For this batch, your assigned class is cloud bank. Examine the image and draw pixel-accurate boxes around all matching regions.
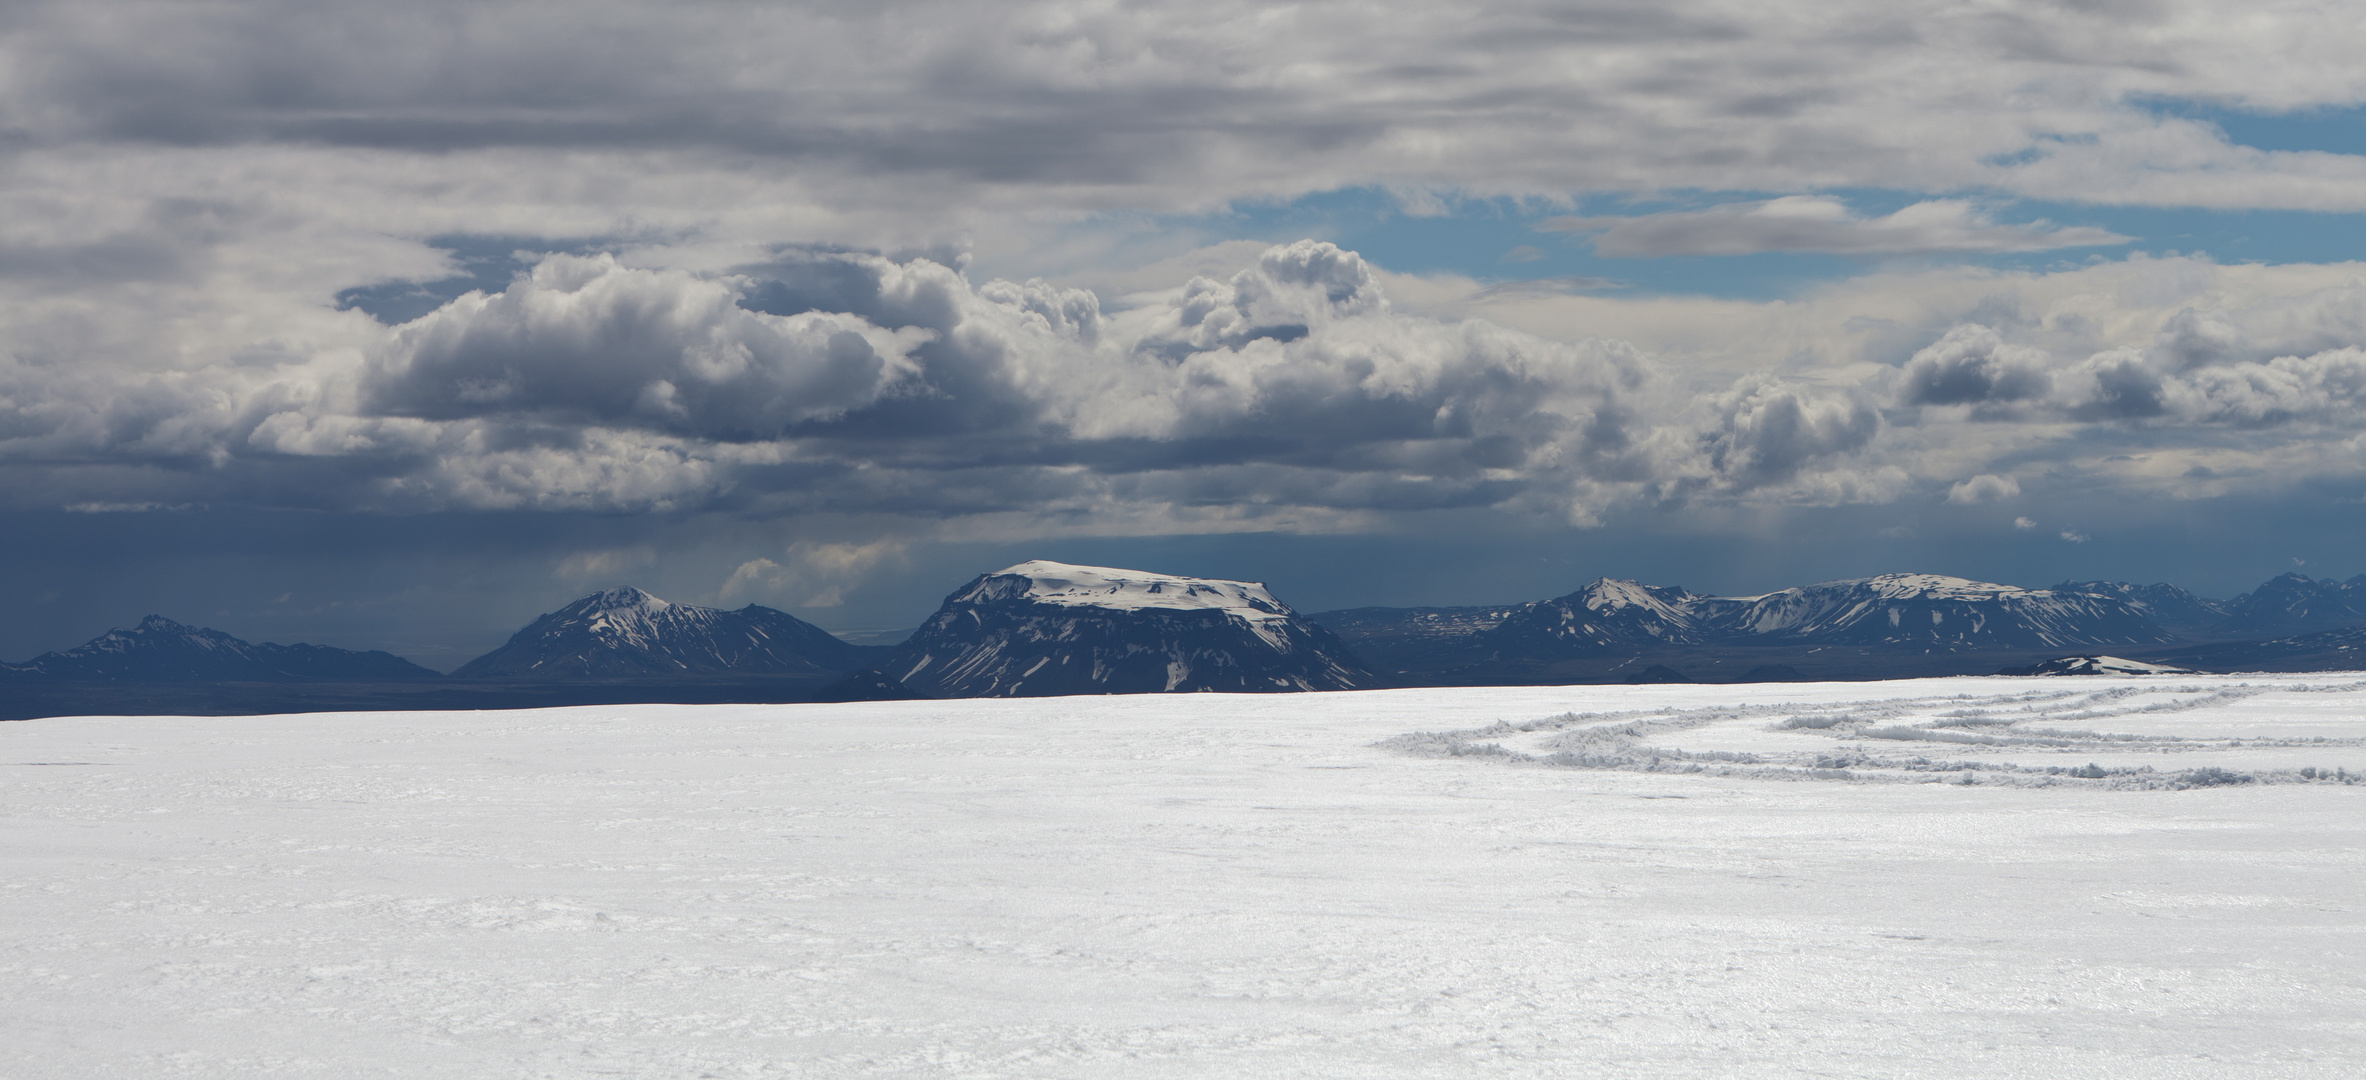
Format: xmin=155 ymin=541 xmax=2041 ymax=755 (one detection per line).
xmin=8 ymin=239 xmax=2366 ymax=536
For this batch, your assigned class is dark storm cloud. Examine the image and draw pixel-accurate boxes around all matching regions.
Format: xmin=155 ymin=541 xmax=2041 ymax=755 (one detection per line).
xmin=1902 ymin=326 xmax=2053 ymax=406
xmin=0 ymin=239 xmax=1905 ymax=522
xmin=19 ymin=230 xmax=2366 ymax=539
xmin=363 ymin=255 xmax=926 ymax=440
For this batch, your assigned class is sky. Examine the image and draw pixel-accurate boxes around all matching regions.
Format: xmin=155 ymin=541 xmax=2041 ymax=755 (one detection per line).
xmin=7 ymin=0 xmax=2366 ymax=668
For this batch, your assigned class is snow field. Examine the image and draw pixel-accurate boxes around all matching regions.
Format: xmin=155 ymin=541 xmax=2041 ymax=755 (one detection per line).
xmin=2 ymin=676 xmax=2363 ymax=1078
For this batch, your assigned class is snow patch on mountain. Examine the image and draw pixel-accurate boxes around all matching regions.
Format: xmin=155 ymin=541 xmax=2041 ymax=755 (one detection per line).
xmin=976 ymin=560 xmax=1294 ymax=623
xmin=2008 ymin=655 xmax=2200 ymax=676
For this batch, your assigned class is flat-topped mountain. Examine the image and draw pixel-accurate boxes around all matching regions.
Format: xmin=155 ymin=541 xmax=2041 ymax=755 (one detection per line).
xmin=1 ymin=615 xmax=437 ymax=683
xmin=886 ymin=560 xmax=1373 ymax=697
xmin=452 ymin=587 xmax=874 ymax=679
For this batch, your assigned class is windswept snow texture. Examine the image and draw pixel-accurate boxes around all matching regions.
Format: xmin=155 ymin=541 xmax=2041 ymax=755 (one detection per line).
xmin=888 ymin=560 xmax=1372 ymax=696
xmin=453 ymin=587 xmax=870 ymax=678
xmin=1390 ymin=675 xmax=2366 ymax=790
xmin=2 ymin=677 xmax=2363 ymax=1078
xmin=1486 ymin=573 xmax=2179 ymax=658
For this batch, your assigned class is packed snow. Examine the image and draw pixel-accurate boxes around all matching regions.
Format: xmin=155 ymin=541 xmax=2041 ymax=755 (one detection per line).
xmin=4 ymin=674 xmax=2364 ymax=1078
xmin=972 ymin=560 xmax=1296 ymax=623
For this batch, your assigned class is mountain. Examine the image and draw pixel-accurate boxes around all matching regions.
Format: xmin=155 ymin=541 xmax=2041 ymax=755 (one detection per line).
xmin=1 ymin=615 xmax=438 ymax=683
xmin=1483 ymin=579 xmax=1712 ymax=658
xmin=1478 ymin=573 xmax=2175 ymax=659
xmin=1303 ymin=604 xmax=1519 ymax=672
xmin=452 ymin=587 xmax=876 ymax=679
xmin=2048 ymin=581 xmax=2230 ymax=636
xmin=2000 ymin=655 xmax=2198 ymax=676
xmin=2149 ymin=623 xmax=2366 ymax=673
xmin=886 ymin=560 xmax=1373 ymax=697
xmin=2208 ymin=573 xmax=2366 ymax=638
xmin=1693 ymin=574 xmax=2175 ymax=649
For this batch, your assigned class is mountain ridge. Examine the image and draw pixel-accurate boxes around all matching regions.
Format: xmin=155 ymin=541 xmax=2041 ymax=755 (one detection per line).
xmin=1479 ymin=572 xmax=2180 ymax=660
xmin=0 ymin=615 xmax=440 ymax=683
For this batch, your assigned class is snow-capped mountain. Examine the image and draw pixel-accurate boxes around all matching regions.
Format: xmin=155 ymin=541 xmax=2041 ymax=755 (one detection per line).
xmin=1479 ymin=573 xmax=2178 ymax=658
xmin=2049 ymin=581 xmax=2230 ymax=636
xmin=2209 ymin=572 xmax=2366 ymax=638
xmin=886 ymin=560 xmax=1373 ymax=697
xmin=1 ymin=615 xmax=438 ymax=682
xmin=1481 ymin=579 xmax=1711 ymax=658
xmin=1697 ymin=573 xmax=2175 ymax=648
xmin=452 ymin=587 xmax=874 ymax=678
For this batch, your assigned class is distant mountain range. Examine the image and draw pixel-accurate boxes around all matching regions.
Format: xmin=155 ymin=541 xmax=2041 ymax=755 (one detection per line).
xmin=2207 ymin=572 xmax=2366 ymax=637
xmin=1484 ymin=573 xmax=2177 ymax=655
xmin=887 ymin=560 xmax=1371 ymax=697
xmin=8 ymin=566 xmax=2366 ymax=720
xmin=0 ymin=615 xmax=437 ymax=683
xmin=1311 ymin=570 xmax=2366 ymax=685
xmin=0 ymin=592 xmax=910 ymax=720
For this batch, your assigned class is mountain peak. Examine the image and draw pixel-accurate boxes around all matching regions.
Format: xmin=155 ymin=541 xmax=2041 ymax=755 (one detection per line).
xmin=453 ymin=589 xmax=866 ymax=678
xmin=1574 ymin=577 xmax=1694 ymax=611
xmin=573 ymin=586 xmax=670 ymax=613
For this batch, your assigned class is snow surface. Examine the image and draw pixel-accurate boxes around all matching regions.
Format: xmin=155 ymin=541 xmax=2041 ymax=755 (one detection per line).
xmin=977 ymin=560 xmax=1294 ymax=623
xmin=5 ymin=675 xmax=2364 ymax=1078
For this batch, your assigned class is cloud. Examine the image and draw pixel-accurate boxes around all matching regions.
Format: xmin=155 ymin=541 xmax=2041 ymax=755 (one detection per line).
xmin=364 ymin=254 xmax=931 ymax=440
xmin=1947 ymin=474 xmax=2020 ymax=504
xmin=2013 ymin=516 xmax=2037 ymax=529
xmin=10 ymin=0 xmax=2366 ymax=225
xmin=1903 ymin=326 xmax=2053 ymax=407
xmin=11 ymin=239 xmax=2366 ymax=537
xmin=554 ymin=545 xmax=657 ymax=586
xmin=1688 ymin=377 xmax=1884 ymax=493
xmin=1543 ymin=198 xmax=2132 ymax=257
xmin=2060 ymin=529 xmax=2091 ymax=543
xmin=720 ymin=539 xmax=910 ymax=608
